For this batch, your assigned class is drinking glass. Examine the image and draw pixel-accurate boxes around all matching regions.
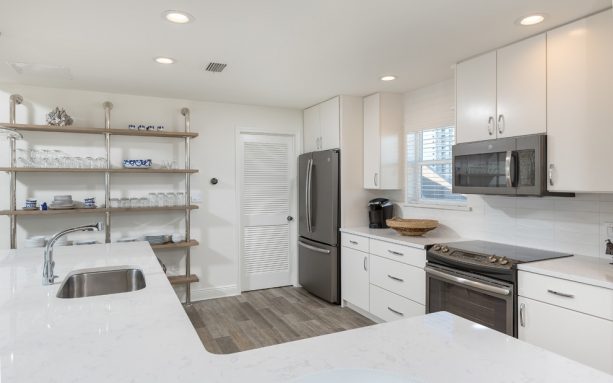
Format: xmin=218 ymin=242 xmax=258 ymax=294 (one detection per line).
xmin=130 ymin=198 xmax=140 ymax=208
xmin=176 ymin=192 xmax=185 ymax=206
xmin=157 ymin=193 xmax=167 ymax=207
xmin=166 ymin=192 xmax=176 ymax=207
xmin=110 ymin=198 xmax=120 ymax=208
xmin=120 ymin=198 xmax=130 ymax=208
xmin=95 ymin=157 xmax=107 ymax=169
xmin=148 ymin=193 xmax=158 ymax=207
xmin=139 ymin=197 xmax=149 ymax=208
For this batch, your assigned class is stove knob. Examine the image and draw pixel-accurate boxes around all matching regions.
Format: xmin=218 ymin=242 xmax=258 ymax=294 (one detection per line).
xmin=488 ymin=255 xmax=498 ymax=263
xmin=441 ymin=246 xmax=449 ymax=253
xmin=499 ymin=257 xmax=509 ymax=265
xmin=432 ymin=244 xmax=441 ymax=251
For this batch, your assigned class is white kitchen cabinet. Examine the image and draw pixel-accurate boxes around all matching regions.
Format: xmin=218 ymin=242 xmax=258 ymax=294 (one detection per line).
xmin=456 ymin=35 xmax=546 ymax=143
xmin=518 ymin=296 xmax=613 ymax=375
xmin=341 ymin=245 xmax=370 ymax=312
xmin=456 ymin=51 xmax=497 ymax=143
xmin=363 ymin=93 xmax=403 ymax=189
xmin=546 ymin=10 xmax=613 ymax=192
xmin=370 ymin=285 xmax=425 ymax=322
xmin=302 ymin=96 xmax=340 ymax=152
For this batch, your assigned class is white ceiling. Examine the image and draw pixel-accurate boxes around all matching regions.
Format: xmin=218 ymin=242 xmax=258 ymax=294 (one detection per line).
xmin=0 ymin=0 xmax=609 ymax=109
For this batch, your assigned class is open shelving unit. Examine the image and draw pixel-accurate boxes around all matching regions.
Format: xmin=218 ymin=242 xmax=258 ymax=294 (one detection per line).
xmin=1 ymin=95 xmax=200 ymax=304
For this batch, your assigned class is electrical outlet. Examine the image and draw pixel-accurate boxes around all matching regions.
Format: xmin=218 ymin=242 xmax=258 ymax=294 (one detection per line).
xmin=191 ymin=191 xmax=203 ymax=204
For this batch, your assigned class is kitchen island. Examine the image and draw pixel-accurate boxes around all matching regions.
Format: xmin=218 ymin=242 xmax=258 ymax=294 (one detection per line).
xmin=0 ymin=242 xmax=611 ymax=382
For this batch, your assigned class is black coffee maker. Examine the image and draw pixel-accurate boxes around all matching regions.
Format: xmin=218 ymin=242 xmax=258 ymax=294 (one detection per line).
xmin=368 ymin=198 xmax=394 ymax=228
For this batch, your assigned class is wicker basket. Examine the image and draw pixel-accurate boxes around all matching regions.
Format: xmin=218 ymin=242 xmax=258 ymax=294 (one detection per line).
xmin=386 ymin=217 xmax=439 ymax=236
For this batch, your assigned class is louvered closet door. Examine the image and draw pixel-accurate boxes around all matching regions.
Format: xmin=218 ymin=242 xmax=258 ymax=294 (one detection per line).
xmin=239 ymin=133 xmax=295 ymax=291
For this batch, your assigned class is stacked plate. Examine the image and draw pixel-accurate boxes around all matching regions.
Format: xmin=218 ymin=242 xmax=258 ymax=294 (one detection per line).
xmin=144 ymin=234 xmax=171 ymax=245
xmin=50 ymin=195 xmax=75 ymax=210
xmin=117 ymin=237 xmax=138 ymax=243
xmin=75 ymin=240 xmax=98 ymax=246
xmin=24 ymin=236 xmax=46 ymax=248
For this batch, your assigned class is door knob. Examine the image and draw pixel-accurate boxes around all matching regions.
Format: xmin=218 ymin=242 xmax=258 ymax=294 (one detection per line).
xmin=287 ymin=216 xmax=294 ymax=222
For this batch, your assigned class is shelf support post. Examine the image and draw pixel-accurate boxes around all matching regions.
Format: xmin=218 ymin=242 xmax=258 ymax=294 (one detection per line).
xmin=103 ymin=101 xmax=113 ymax=244
xmin=181 ymin=107 xmax=192 ymax=305
xmin=8 ymin=94 xmax=23 ymax=249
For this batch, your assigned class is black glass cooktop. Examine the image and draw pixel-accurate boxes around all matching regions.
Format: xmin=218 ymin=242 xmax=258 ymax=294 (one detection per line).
xmin=440 ymin=240 xmax=573 ymax=263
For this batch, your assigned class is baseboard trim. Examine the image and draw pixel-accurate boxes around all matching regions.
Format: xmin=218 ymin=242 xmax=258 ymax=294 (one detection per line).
xmin=343 ymin=300 xmax=384 ymax=323
xmin=174 ymin=284 xmax=240 ymax=302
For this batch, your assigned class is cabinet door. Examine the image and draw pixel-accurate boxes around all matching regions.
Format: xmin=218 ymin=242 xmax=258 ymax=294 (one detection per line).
xmin=303 ymin=105 xmax=320 ymax=152
xmin=497 ymin=34 xmax=546 ymax=138
xmin=547 ymin=11 xmax=613 ymax=192
xmin=518 ymin=297 xmax=613 ymax=375
xmin=363 ymin=93 xmax=381 ymax=189
xmin=320 ymin=97 xmax=340 ymax=150
xmin=456 ymin=51 xmax=497 ymax=143
xmin=341 ymin=247 xmax=369 ymax=312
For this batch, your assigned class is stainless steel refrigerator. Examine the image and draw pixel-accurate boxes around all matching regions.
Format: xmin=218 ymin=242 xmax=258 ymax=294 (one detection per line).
xmin=298 ymin=149 xmax=340 ymax=304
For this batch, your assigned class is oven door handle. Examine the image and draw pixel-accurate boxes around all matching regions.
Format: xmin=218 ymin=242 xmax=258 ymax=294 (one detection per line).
xmin=425 ymin=266 xmax=511 ymax=296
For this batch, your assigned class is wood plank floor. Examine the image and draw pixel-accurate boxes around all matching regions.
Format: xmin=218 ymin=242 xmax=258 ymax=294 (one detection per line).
xmin=185 ymin=287 xmax=375 ymax=354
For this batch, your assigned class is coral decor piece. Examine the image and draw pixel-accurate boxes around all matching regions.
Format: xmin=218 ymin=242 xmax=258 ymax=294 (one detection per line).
xmin=46 ymin=107 xmax=74 ymax=126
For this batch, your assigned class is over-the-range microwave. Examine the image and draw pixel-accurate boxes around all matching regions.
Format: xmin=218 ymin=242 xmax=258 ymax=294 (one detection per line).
xmin=452 ymin=134 xmax=573 ymax=197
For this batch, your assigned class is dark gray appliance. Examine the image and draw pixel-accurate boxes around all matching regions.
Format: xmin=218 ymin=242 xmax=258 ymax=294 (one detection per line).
xmin=425 ymin=240 xmax=572 ymax=337
xmin=453 ymin=134 xmax=573 ymax=197
xmin=368 ymin=198 xmax=394 ymax=228
xmin=298 ymin=149 xmax=340 ymax=304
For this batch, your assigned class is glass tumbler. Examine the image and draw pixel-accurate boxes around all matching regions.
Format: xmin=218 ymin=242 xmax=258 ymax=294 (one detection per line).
xmin=166 ymin=193 xmax=176 ymax=207
xmin=110 ymin=198 xmax=120 ymax=208
xmin=120 ymin=198 xmax=130 ymax=208
xmin=176 ymin=192 xmax=185 ymax=206
xmin=139 ymin=197 xmax=149 ymax=208
xmin=148 ymin=193 xmax=158 ymax=207
xmin=130 ymin=198 xmax=140 ymax=208
xmin=157 ymin=193 xmax=167 ymax=207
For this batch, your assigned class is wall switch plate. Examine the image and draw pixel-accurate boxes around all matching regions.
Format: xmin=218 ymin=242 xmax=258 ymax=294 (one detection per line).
xmin=191 ymin=191 xmax=203 ymax=204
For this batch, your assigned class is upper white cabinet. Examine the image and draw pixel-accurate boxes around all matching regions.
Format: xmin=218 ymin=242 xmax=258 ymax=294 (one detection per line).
xmin=303 ymin=96 xmax=340 ymax=152
xmin=363 ymin=93 xmax=403 ymax=189
xmin=456 ymin=34 xmax=546 ymax=143
xmin=546 ymin=10 xmax=613 ymax=192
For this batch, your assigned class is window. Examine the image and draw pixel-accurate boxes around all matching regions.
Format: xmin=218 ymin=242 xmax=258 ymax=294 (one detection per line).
xmin=406 ymin=126 xmax=466 ymax=204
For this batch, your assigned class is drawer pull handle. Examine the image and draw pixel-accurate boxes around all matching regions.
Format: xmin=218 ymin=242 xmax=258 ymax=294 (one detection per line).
xmin=363 ymin=256 xmax=368 ymax=271
xmin=388 ymin=250 xmax=404 ymax=256
xmin=387 ymin=307 xmax=404 ymax=316
xmin=387 ymin=275 xmax=404 ymax=283
xmin=349 ymin=240 xmax=358 ymax=245
xmin=547 ymin=289 xmax=574 ymax=298
xmin=519 ymin=303 xmax=526 ymax=327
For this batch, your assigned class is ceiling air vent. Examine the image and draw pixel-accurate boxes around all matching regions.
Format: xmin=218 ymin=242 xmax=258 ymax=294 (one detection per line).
xmin=205 ymin=62 xmax=227 ymax=73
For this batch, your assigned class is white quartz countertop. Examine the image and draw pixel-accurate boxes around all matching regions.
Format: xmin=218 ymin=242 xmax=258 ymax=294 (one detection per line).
xmin=340 ymin=227 xmax=465 ymax=249
xmin=1 ymin=242 xmax=612 ymax=383
xmin=518 ymin=254 xmax=613 ymax=290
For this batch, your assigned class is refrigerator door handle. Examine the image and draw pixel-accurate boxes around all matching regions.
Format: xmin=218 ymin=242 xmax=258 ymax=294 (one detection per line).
xmin=299 ymin=240 xmax=331 ymax=254
xmin=306 ymin=158 xmax=314 ymax=232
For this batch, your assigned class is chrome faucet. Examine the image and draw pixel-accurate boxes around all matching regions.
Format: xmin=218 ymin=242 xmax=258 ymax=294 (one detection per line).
xmin=43 ymin=222 xmax=104 ymax=285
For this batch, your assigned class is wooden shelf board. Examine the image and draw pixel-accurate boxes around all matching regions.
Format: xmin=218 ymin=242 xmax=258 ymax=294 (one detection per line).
xmin=0 ymin=167 xmax=198 ymax=174
xmin=0 ymin=205 xmax=199 ymax=216
xmin=168 ymin=274 xmax=199 ymax=285
xmin=151 ymin=240 xmax=199 ymax=250
xmin=0 ymin=123 xmax=198 ymax=138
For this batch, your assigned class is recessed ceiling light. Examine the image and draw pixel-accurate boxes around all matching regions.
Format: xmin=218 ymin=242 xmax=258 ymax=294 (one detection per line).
xmin=154 ymin=57 xmax=175 ymax=64
xmin=163 ymin=10 xmax=194 ymax=24
xmin=380 ymin=75 xmax=396 ymax=81
xmin=518 ymin=14 xmax=545 ymax=26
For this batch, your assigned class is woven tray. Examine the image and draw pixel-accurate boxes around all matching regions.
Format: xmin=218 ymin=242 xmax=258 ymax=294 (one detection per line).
xmin=386 ymin=217 xmax=439 ymax=236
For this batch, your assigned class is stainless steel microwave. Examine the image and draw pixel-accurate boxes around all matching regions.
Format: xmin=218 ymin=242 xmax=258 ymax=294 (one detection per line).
xmin=452 ymin=134 xmax=557 ymax=197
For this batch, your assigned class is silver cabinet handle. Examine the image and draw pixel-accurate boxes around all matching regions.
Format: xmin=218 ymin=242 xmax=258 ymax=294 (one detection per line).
xmin=549 ymin=164 xmax=554 ymax=186
xmin=298 ymin=241 xmax=330 ymax=254
xmin=363 ymin=256 xmax=367 ymax=271
xmin=498 ymin=114 xmax=505 ymax=134
xmin=547 ymin=289 xmax=574 ymax=298
xmin=425 ymin=266 xmax=511 ymax=296
xmin=505 ymin=150 xmax=513 ymax=188
xmin=374 ymin=172 xmax=379 ymax=187
xmin=387 ymin=274 xmax=404 ymax=282
xmin=488 ymin=116 xmax=495 ymax=136
xmin=519 ymin=303 xmax=526 ymax=327
xmin=349 ymin=240 xmax=358 ymax=245
xmin=387 ymin=307 xmax=404 ymax=316
xmin=388 ymin=250 xmax=403 ymax=256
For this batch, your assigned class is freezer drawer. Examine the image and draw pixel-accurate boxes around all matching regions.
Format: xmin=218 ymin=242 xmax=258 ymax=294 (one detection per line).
xmin=298 ymin=237 xmax=340 ymax=304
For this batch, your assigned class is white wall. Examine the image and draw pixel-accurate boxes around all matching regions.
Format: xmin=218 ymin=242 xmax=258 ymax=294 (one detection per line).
xmin=0 ymin=83 xmax=302 ymax=301
xmin=395 ymin=79 xmax=612 ymax=260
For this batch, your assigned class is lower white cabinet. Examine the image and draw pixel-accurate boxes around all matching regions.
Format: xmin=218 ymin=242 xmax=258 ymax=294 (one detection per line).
xmin=341 ymin=233 xmax=426 ymax=322
xmin=370 ymin=285 xmax=425 ymax=322
xmin=341 ymin=246 xmax=369 ymax=312
xmin=518 ymin=296 xmax=613 ymax=375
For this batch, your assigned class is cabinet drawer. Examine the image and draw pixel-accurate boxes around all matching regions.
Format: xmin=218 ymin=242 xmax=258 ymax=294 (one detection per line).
xmin=341 ymin=233 xmax=369 ymax=253
xmin=518 ymin=271 xmax=613 ymax=321
xmin=370 ymin=255 xmax=425 ymax=304
xmin=370 ymin=239 xmax=426 ymax=268
xmin=370 ymin=285 xmax=425 ymax=322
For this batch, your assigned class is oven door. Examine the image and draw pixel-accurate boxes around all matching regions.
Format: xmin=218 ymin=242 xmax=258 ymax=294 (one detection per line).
xmin=425 ymin=263 xmax=515 ymax=336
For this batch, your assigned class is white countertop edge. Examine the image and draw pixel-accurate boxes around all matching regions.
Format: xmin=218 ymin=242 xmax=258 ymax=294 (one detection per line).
xmin=340 ymin=227 xmax=465 ymax=249
xmin=518 ymin=256 xmax=613 ymax=291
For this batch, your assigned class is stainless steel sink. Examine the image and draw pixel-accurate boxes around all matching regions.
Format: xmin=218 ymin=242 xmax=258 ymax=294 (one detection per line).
xmin=56 ymin=266 xmax=146 ymax=298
